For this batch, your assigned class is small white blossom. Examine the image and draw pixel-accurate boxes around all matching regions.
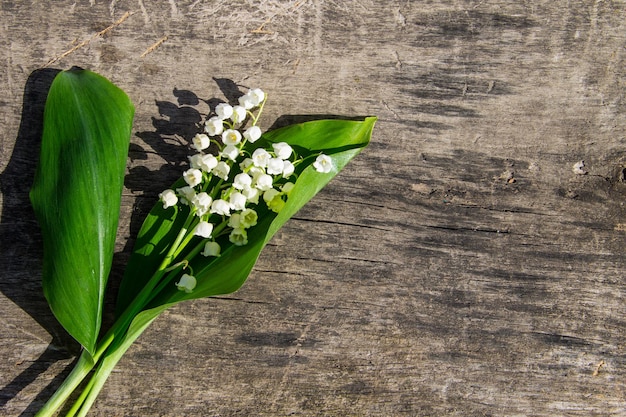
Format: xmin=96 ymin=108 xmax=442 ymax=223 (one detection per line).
xmin=281 ymin=182 xmax=295 ymax=195
xmin=228 ymin=213 xmax=241 ymax=228
xmin=202 ymin=241 xmax=221 ymax=257
xmin=243 ymin=126 xmax=262 ymax=143
xmin=239 ymin=208 xmax=258 ymax=228
xmin=263 ymin=188 xmax=281 ymax=204
xmin=210 ymin=199 xmax=231 ymax=216
xmin=204 ymin=116 xmax=224 ymax=136
xmin=175 ymin=274 xmax=196 ymax=293
xmin=252 ymin=148 xmax=271 ymax=168
xmin=248 ymin=166 xmax=265 ymax=180
xmin=281 ymin=160 xmax=295 ymax=177
xmin=238 ymin=93 xmax=255 ymax=110
xmin=268 ymin=198 xmax=285 ymax=213
xmin=188 ymin=153 xmax=203 ymax=169
xmin=239 ymin=157 xmax=254 ymax=171
xmin=198 ymin=154 xmax=218 ymax=172
xmin=231 ymin=105 xmax=247 ymax=124
xmin=191 ymin=192 xmax=212 ymax=216
xmin=263 ymin=189 xmax=285 ymax=213
xmin=255 ymin=173 xmax=274 ymax=191
xmin=159 ymin=189 xmax=178 ymax=209
xmin=222 ymin=129 xmax=242 ymax=146
xmin=221 ymin=144 xmax=239 ymax=161
xmin=233 ymin=172 xmax=252 ymax=190
xmin=229 ymin=228 xmax=248 ymax=246
xmin=313 ymin=154 xmax=333 ymax=173
xmin=215 ymin=103 xmax=233 ymax=120
xmin=272 ymin=142 xmax=293 ymax=160
xmin=240 ymin=89 xmax=265 ymax=109
xmin=176 ymin=185 xmax=196 ymax=205
xmin=192 ymin=133 xmax=210 ymax=151
xmin=266 ymin=158 xmax=284 ymax=175
xmin=249 ymin=88 xmax=265 ymax=106
xmin=176 ymin=186 xmax=196 ymax=205
xmin=213 ymin=161 xmax=230 ymax=180
xmin=183 ymin=168 xmax=203 ymax=187
xmin=242 ymin=185 xmax=260 ymax=205
xmin=194 ymin=221 xmax=214 ymax=238
xmin=229 ymin=191 xmax=247 ymax=211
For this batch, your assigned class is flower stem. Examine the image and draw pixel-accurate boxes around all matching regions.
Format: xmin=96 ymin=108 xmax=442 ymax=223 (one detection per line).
xmin=36 ymin=212 xmax=196 ymax=417
xmin=61 ymin=307 xmax=160 ymax=417
xmin=34 ymin=350 xmax=94 ymax=417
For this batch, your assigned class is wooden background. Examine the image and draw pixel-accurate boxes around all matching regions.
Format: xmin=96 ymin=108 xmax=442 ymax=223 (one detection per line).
xmin=1 ymin=1 xmax=625 ymax=416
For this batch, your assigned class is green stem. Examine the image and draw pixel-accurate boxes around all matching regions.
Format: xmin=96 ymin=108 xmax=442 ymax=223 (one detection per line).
xmin=250 ymin=95 xmax=267 ymax=126
xmin=36 ymin=212 xmax=196 ymax=417
xmin=172 ymin=219 xmax=199 ymax=259
xmin=93 ymin=213 xmax=193 ymax=347
xmin=63 ymin=311 xmax=160 ymax=417
xmin=64 ymin=369 xmax=96 ymax=417
xmin=148 ymin=267 xmax=186 ymax=303
xmin=34 ymin=350 xmax=94 ymax=417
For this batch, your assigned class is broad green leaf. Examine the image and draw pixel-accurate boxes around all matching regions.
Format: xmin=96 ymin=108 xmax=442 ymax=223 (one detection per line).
xmin=30 ymin=68 xmax=134 ymax=355
xmin=116 ymin=117 xmax=375 ymax=316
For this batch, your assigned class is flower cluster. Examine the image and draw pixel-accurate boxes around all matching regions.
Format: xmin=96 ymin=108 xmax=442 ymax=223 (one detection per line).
xmin=157 ymin=89 xmax=332 ymax=293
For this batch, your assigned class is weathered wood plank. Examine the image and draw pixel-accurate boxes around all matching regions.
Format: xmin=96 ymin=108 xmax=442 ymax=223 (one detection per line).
xmin=1 ymin=1 xmax=624 ymax=416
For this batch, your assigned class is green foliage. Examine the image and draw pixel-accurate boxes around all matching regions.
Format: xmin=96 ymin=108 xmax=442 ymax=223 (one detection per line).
xmin=30 ymin=68 xmax=134 ymax=355
xmin=116 ymin=117 xmax=376 ymax=314
xmin=30 ymin=69 xmax=375 ymax=416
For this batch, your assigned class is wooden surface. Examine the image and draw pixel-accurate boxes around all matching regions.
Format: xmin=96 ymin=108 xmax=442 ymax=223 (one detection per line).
xmin=1 ymin=1 xmax=625 ymax=416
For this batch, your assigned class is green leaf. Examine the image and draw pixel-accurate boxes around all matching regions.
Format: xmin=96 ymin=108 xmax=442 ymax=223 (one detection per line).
xmin=30 ymin=68 xmax=134 ymax=355
xmin=116 ymin=117 xmax=375 ymax=315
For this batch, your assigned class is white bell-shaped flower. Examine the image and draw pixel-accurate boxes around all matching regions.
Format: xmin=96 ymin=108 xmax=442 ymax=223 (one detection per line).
xmin=202 ymin=241 xmax=221 ymax=257
xmin=255 ymin=173 xmax=274 ymax=191
xmin=192 ymin=133 xmax=210 ymax=151
xmin=249 ymin=88 xmax=265 ymax=106
xmin=228 ymin=213 xmax=242 ymax=228
xmin=210 ymin=199 xmax=231 ymax=216
xmin=213 ymin=161 xmax=230 ymax=180
xmin=183 ymin=168 xmax=203 ymax=187
xmin=189 ymin=153 xmax=203 ymax=169
xmin=238 ymin=93 xmax=255 ymax=110
xmin=272 ymin=142 xmax=292 ymax=160
xmin=239 ymin=208 xmax=258 ymax=228
xmin=281 ymin=182 xmax=295 ymax=195
xmin=233 ymin=172 xmax=252 ymax=190
xmin=313 ymin=154 xmax=333 ymax=173
xmin=229 ymin=191 xmax=247 ymax=211
xmin=243 ymin=126 xmax=262 ymax=143
xmin=220 ymin=145 xmax=239 ymax=161
xmin=222 ymin=129 xmax=242 ymax=146
xmin=194 ymin=221 xmax=214 ymax=238
xmin=242 ymin=185 xmax=260 ymax=205
xmin=252 ymin=148 xmax=271 ymax=168
xmin=266 ymin=158 xmax=284 ymax=175
xmin=198 ymin=154 xmax=218 ymax=172
xmin=215 ymin=103 xmax=233 ymax=120
xmin=281 ymin=160 xmax=295 ymax=177
xmin=229 ymin=228 xmax=248 ymax=246
xmin=176 ymin=186 xmax=195 ymax=205
xmin=205 ymin=116 xmax=224 ymax=136
xmin=159 ymin=189 xmax=178 ymax=209
xmin=175 ymin=274 xmax=196 ymax=293
xmin=191 ymin=192 xmax=212 ymax=217
xmin=231 ymin=105 xmax=247 ymax=124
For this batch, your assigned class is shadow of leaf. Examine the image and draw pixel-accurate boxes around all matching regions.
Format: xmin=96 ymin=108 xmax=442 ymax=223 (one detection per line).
xmin=0 ymin=68 xmax=82 ymax=412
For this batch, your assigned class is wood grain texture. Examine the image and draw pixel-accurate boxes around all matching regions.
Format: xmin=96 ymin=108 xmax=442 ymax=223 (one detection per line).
xmin=1 ymin=1 xmax=624 ymax=416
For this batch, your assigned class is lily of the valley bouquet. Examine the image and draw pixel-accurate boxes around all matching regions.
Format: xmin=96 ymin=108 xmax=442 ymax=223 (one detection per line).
xmin=29 ymin=68 xmax=375 ymax=416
